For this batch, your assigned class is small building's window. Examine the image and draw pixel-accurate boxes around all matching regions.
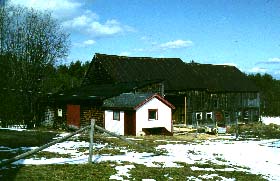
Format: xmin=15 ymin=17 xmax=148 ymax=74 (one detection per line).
xmin=113 ymin=111 xmax=120 ymax=121
xmin=148 ymin=109 xmax=158 ymax=120
xmin=57 ymin=109 xmax=62 ymax=117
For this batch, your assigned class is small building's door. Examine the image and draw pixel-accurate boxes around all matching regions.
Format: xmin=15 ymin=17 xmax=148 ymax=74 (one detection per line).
xmin=124 ymin=111 xmax=136 ymax=136
xmin=67 ymin=105 xmax=80 ymax=128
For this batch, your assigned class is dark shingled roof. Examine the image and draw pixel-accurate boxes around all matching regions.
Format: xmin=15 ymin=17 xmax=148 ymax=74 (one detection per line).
xmin=82 ymin=53 xmax=206 ymax=91
xmin=82 ymin=53 xmax=259 ymax=93
xmin=50 ymin=80 xmax=162 ymax=103
xmin=103 ymin=93 xmax=175 ymax=110
xmin=186 ymin=63 xmax=259 ymax=92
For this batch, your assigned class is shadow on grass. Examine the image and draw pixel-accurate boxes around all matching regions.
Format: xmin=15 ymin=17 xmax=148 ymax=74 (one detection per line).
xmin=0 ymin=129 xmax=60 ymax=180
xmin=0 ymin=165 xmax=22 ymax=181
xmin=0 ymin=129 xmax=59 ymax=148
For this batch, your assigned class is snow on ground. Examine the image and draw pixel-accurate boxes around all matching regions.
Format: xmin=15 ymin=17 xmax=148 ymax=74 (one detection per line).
xmin=1 ymin=131 xmax=280 ymax=180
xmin=1 ymin=132 xmax=280 ymax=180
xmin=261 ymin=116 xmax=280 ymax=125
xmin=109 ymin=165 xmax=135 ymax=180
xmin=0 ymin=126 xmax=27 ymax=132
xmin=158 ymin=139 xmax=280 ymax=180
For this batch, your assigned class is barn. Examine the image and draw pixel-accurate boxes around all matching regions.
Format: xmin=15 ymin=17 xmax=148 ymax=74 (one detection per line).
xmin=82 ymin=53 xmax=260 ymax=126
xmin=42 ymin=53 xmax=260 ymax=133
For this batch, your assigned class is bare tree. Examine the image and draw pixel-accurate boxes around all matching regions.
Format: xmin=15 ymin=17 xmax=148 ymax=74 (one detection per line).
xmin=0 ymin=3 xmax=70 ymax=127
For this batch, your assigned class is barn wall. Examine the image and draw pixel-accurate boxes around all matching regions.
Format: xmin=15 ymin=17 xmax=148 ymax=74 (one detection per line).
xmin=41 ymin=107 xmax=55 ymax=127
xmin=80 ymin=106 xmax=104 ymax=128
xmin=104 ymin=110 xmax=124 ymax=135
xmin=168 ymin=91 xmax=260 ymax=126
xmin=136 ymin=97 xmax=172 ymax=135
xmin=44 ymin=104 xmax=67 ymax=128
xmin=43 ymin=103 xmax=105 ymax=128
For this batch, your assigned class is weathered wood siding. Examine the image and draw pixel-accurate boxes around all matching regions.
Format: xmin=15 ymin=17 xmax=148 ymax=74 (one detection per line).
xmin=80 ymin=106 xmax=104 ymax=128
xmin=167 ymin=91 xmax=260 ymax=125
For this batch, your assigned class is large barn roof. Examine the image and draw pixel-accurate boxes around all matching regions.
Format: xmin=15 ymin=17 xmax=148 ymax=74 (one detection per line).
xmin=188 ymin=63 xmax=258 ymax=92
xmin=82 ymin=53 xmax=258 ymax=93
xmin=82 ymin=53 xmax=205 ymax=91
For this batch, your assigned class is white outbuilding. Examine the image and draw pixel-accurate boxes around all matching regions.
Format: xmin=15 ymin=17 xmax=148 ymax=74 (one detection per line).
xmin=103 ymin=93 xmax=175 ymax=136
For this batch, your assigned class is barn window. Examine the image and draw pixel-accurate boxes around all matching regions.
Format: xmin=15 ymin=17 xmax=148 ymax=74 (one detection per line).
xmin=206 ymin=112 xmax=212 ymax=120
xmin=113 ymin=111 xmax=120 ymax=121
xmin=196 ymin=112 xmax=202 ymax=120
xmin=148 ymin=109 xmax=158 ymax=120
xmin=224 ymin=111 xmax=230 ymax=118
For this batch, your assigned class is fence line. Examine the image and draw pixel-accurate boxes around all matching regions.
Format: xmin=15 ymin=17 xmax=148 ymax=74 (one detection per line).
xmin=0 ymin=119 xmax=152 ymax=166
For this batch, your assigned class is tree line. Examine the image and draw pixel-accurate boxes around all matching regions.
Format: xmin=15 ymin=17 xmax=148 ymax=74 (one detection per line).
xmin=247 ymin=73 xmax=280 ymax=116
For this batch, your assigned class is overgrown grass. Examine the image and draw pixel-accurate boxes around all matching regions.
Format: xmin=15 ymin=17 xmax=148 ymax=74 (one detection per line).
xmin=0 ymin=129 xmax=59 ymax=160
xmin=0 ymin=161 xmax=266 ymax=181
xmin=26 ymin=151 xmax=71 ymax=159
xmin=0 ymin=129 xmax=59 ymax=148
xmin=129 ymin=162 xmax=266 ymax=181
xmin=227 ymin=123 xmax=280 ymax=139
xmin=0 ymin=163 xmax=116 ymax=181
xmin=93 ymin=147 xmax=125 ymax=156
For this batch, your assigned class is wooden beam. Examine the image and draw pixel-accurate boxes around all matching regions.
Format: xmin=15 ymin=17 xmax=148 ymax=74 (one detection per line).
xmin=184 ymin=96 xmax=187 ymax=126
xmin=88 ymin=119 xmax=95 ymax=163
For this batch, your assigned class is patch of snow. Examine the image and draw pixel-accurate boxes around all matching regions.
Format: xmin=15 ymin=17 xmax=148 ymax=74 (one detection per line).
xmin=187 ymin=174 xmax=236 ymax=181
xmin=260 ymin=140 xmax=280 ymax=148
xmin=190 ymin=166 xmax=215 ymax=171
xmin=43 ymin=141 xmax=90 ymax=157
xmin=13 ymin=155 xmax=89 ymax=165
xmin=0 ymin=127 xmax=27 ymax=131
xmin=125 ymin=138 xmax=144 ymax=141
xmin=52 ymin=132 xmax=71 ymax=139
xmin=198 ymin=174 xmax=235 ymax=181
xmin=159 ymin=139 xmax=280 ymax=180
xmin=109 ymin=165 xmax=135 ymax=180
xmin=109 ymin=175 xmax=124 ymax=180
xmin=261 ymin=116 xmax=280 ymax=125
xmin=186 ymin=175 xmax=200 ymax=181
xmin=217 ymin=127 xmax=227 ymax=134
xmin=154 ymin=140 xmax=187 ymax=144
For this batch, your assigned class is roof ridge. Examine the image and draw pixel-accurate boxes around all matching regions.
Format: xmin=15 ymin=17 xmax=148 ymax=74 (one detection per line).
xmin=95 ymin=53 xmax=183 ymax=61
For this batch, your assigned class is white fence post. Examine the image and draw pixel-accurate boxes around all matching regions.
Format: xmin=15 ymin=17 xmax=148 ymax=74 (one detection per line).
xmin=88 ymin=119 xmax=95 ymax=163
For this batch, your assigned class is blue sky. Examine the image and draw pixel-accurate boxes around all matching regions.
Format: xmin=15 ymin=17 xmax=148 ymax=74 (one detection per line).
xmin=9 ymin=0 xmax=280 ymax=79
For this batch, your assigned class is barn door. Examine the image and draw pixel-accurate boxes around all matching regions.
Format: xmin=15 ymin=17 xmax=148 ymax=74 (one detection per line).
xmin=67 ymin=105 xmax=80 ymax=128
xmin=124 ymin=111 xmax=136 ymax=136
